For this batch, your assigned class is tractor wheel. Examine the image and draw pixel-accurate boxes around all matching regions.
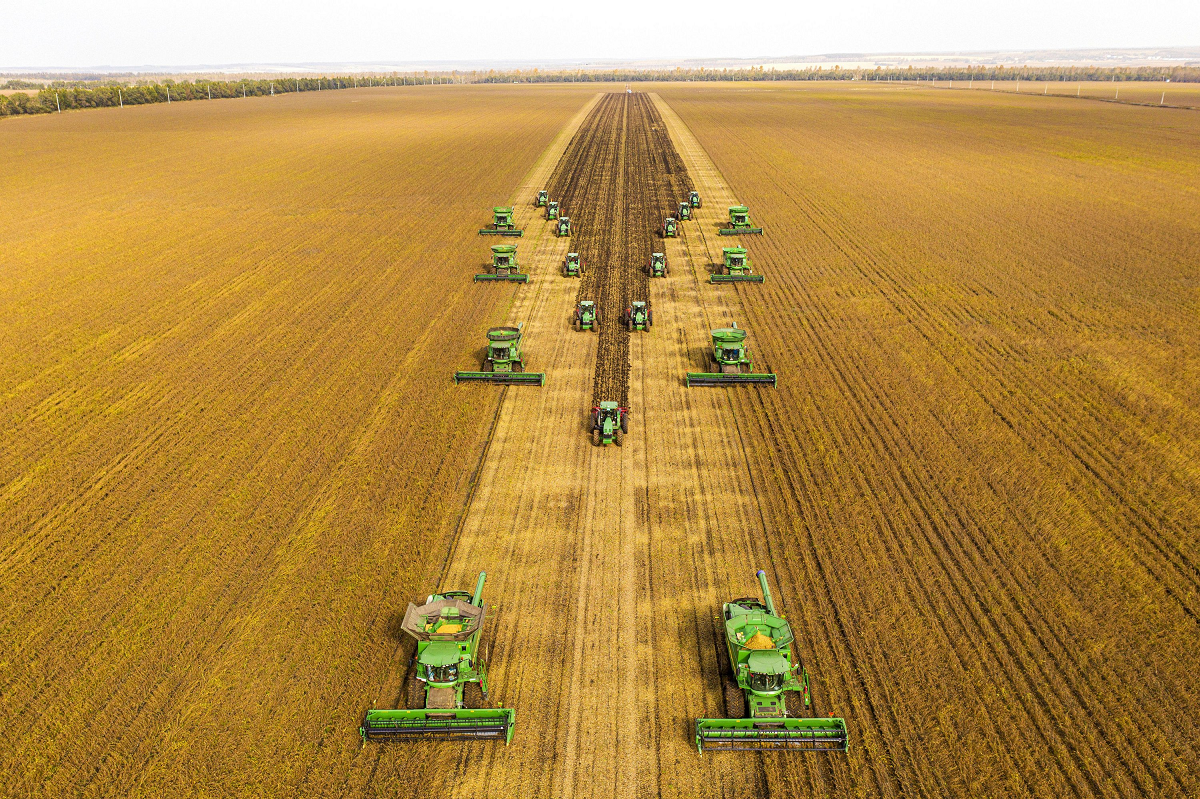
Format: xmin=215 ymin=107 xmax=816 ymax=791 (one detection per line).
xmin=614 ymin=430 xmax=623 ymax=447
xmin=620 ymin=415 xmax=628 ymax=434
xmin=627 ymin=319 xmax=634 ymax=332
xmin=648 ymin=309 xmax=654 ymax=327
xmin=594 ymin=317 xmax=600 ymax=332
xmin=574 ymin=319 xmax=581 ymax=332
xmin=664 ymin=264 xmax=669 ymax=276
xmin=463 ymin=681 xmax=485 ymax=710
xmin=592 ymin=429 xmax=601 ymax=447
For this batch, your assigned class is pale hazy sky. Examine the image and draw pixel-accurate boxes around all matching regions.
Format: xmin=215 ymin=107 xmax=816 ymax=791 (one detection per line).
xmin=5 ymin=0 xmax=1198 ymax=68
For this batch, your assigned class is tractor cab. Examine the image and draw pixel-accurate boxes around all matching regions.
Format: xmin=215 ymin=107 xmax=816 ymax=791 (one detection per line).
xmin=591 ymin=400 xmax=629 ymax=446
xmin=689 ymin=190 xmax=701 ymax=208
xmin=546 ymin=200 xmax=559 ymax=220
xmin=678 ymin=201 xmax=692 ymax=221
xmin=649 ymin=252 xmax=667 ymax=277
xmin=536 ymin=189 xmax=549 ymax=207
xmin=556 ymin=216 xmax=572 ymax=237
xmin=661 ymin=216 xmax=678 ymax=238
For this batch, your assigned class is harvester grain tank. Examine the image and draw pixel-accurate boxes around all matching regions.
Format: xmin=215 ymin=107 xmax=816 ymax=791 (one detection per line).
xmin=660 ymin=216 xmax=679 ymax=238
xmin=574 ymin=300 xmax=598 ymax=331
xmin=689 ymin=190 xmax=701 ymax=208
xmin=454 ymin=323 xmax=545 ymax=385
xmin=719 ymin=205 xmax=763 ymax=235
xmin=623 ymin=301 xmax=652 ymax=331
xmin=678 ymin=201 xmax=692 ymax=221
xmin=591 ymin=401 xmax=628 ymax=446
xmin=546 ymin=200 xmax=559 ymax=220
xmin=687 ymin=324 xmax=776 ymax=386
xmin=475 ymin=244 xmax=527 ymax=283
xmin=536 ymin=190 xmax=548 ymax=207
xmin=563 ymin=252 xmax=582 ymax=277
xmin=695 ymin=570 xmax=847 ymax=752
xmin=710 ymin=247 xmax=764 ymax=284
xmin=478 ymin=206 xmax=523 ymax=237
xmin=648 ymin=252 xmax=668 ymax=278
xmin=555 ymin=217 xmax=572 ymax=237
xmin=360 ymin=572 xmax=516 ymax=743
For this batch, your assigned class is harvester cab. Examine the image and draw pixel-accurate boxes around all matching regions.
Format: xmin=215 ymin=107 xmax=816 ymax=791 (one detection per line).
xmin=711 ymin=246 xmax=764 ymax=284
xmin=454 ymin=323 xmax=545 ymax=385
xmin=720 ymin=205 xmax=764 ymax=235
xmin=536 ymin=190 xmax=549 ymax=207
xmin=689 ymin=190 xmax=702 ymax=208
xmin=649 ymin=252 xmax=668 ymax=278
xmin=623 ymin=301 xmax=652 ymax=332
xmin=695 ymin=570 xmax=847 ymax=752
xmin=591 ymin=401 xmax=628 ymax=446
xmin=678 ymin=201 xmax=692 ymax=221
xmin=360 ymin=572 xmax=516 ymax=744
xmin=574 ymin=300 xmax=598 ymax=332
xmin=546 ymin=200 xmax=559 ymax=220
xmin=563 ymin=252 xmax=582 ymax=277
xmin=660 ymin=216 xmax=679 ymax=238
xmin=475 ymin=244 xmax=527 ymax=283
xmin=479 ymin=206 xmax=522 ymax=237
xmin=687 ymin=323 xmax=776 ymax=386
xmin=555 ymin=217 xmax=572 ymax=237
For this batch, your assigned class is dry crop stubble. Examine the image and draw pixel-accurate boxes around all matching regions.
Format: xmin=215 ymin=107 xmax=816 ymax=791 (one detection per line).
xmin=0 ymin=84 xmax=597 ymax=797
xmin=658 ymin=82 xmax=1200 ymax=797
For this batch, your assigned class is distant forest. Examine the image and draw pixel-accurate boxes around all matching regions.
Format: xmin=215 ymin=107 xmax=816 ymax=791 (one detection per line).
xmin=2 ymin=65 xmax=1196 ymax=117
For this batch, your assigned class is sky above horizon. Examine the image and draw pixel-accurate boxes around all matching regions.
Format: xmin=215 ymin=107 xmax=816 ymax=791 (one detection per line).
xmin=5 ymin=0 xmax=1198 ymax=68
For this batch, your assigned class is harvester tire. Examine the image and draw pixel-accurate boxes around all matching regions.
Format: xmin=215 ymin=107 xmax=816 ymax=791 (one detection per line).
xmin=724 ymin=679 xmax=746 ymax=719
xmin=483 ymin=360 xmax=493 ymax=372
xmin=407 ymin=672 xmax=425 ymax=710
xmin=615 ymin=430 xmax=623 ymax=446
xmin=513 ymin=362 xmax=524 ymax=373
xmin=463 ymin=681 xmax=485 ymax=710
xmin=592 ymin=429 xmax=600 ymax=447
xmin=785 ymin=688 xmax=808 ymax=718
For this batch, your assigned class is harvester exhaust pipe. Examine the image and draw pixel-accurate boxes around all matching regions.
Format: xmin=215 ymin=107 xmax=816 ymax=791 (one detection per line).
xmin=472 ymin=571 xmax=487 ymax=607
xmin=757 ymin=570 xmax=776 ymax=616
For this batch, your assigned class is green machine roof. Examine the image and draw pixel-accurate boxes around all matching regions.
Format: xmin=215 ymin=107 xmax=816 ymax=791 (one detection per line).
xmin=747 ymin=649 xmax=791 ymax=674
xmin=712 ymin=327 xmax=747 ymax=345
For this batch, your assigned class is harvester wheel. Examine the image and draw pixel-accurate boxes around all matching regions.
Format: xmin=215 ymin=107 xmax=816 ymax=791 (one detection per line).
xmin=483 ymin=360 xmax=493 ymax=372
xmin=406 ymin=672 xmax=425 ymax=710
xmin=723 ymin=679 xmax=746 ymax=719
xmin=592 ymin=429 xmax=600 ymax=447
xmin=514 ymin=362 xmax=524 ymax=373
xmin=786 ymin=689 xmax=809 ymax=718
xmin=615 ymin=430 xmax=623 ymax=446
xmin=463 ymin=681 xmax=485 ymax=710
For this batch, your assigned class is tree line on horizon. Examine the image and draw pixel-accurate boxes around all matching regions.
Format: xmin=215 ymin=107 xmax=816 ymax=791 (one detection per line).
xmin=2 ymin=65 xmax=1196 ymax=117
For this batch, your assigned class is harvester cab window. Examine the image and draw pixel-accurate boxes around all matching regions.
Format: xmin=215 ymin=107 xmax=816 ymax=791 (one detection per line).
xmin=427 ymin=663 xmax=459 ymax=683
xmin=748 ymin=671 xmax=784 ymax=693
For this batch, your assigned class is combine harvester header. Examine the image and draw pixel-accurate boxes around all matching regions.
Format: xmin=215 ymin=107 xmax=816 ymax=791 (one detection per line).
xmin=455 ymin=323 xmax=545 ymax=385
xmin=696 ymin=570 xmax=848 ymax=752
xmin=479 ymin=207 xmax=523 ymax=237
xmin=687 ymin=325 xmax=776 ymax=386
xmin=360 ymin=572 xmax=516 ymax=744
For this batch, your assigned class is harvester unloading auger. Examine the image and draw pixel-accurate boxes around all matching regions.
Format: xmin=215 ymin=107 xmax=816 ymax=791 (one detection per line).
xmin=454 ymin=323 xmax=545 ymax=386
xmin=687 ymin=324 xmax=776 ymax=386
xmin=360 ymin=572 xmax=516 ymax=744
xmin=695 ymin=570 xmax=848 ymax=752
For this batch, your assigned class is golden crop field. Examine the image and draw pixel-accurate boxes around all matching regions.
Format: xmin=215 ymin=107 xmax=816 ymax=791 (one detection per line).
xmin=2 ymin=81 xmax=1197 ymax=799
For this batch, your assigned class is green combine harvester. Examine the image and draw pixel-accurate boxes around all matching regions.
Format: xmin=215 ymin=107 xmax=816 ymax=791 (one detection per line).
xmin=478 ymin=206 xmax=523 ymax=237
xmin=590 ymin=401 xmax=628 ymax=446
xmin=678 ymin=201 xmax=692 ymax=221
xmin=719 ymin=205 xmax=764 ymax=235
xmin=660 ymin=216 xmax=679 ymax=238
xmin=574 ymin=300 xmax=598 ymax=331
xmin=687 ymin=324 xmax=776 ymax=386
xmin=689 ymin=190 xmax=701 ymax=208
xmin=563 ymin=252 xmax=582 ymax=277
xmin=710 ymin=247 xmax=764 ymax=284
xmin=475 ymin=244 xmax=527 ymax=283
xmin=695 ymin=570 xmax=848 ymax=752
xmin=360 ymin=572 xmax=516 ymax=744
xmin=555 ymin=217 xmax=572 ymax=237
xmin=454 ymin=323 xmax=545 ymax=385
xmin=546 ymin=200 xmax=559 ymax=220
xmin=648 ymin=252 xmax=667 ymax=278
xmin=535 ymin=190 xmax=548 ymax=207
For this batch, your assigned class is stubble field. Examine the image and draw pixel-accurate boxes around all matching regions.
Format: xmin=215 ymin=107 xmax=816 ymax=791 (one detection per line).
xmin=1 ymin=81 xmax=1197 ymax=798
